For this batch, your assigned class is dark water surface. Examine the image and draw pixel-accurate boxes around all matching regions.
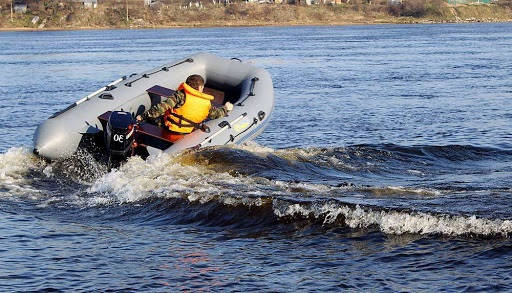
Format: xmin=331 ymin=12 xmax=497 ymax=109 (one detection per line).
xmin=1 ymin=23 xmax=512 ymax=291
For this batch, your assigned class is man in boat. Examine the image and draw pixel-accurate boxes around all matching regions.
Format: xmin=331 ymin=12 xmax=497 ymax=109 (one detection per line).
xmin=136 ymin=74 xmax=233 ymax=134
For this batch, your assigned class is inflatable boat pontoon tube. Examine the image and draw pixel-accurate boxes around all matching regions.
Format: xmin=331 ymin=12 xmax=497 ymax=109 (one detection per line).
xmin=33 ymin=53 xmax=274 ymax=160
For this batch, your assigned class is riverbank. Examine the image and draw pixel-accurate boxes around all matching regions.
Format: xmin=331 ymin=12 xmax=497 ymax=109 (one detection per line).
xmin=0 ymin=2 xmax=511 ymax=30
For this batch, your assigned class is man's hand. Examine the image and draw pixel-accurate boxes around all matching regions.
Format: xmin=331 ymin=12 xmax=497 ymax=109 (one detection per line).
xmin=136 ymin=115 xmax=143 ymax=122
xmin=224 ymin=102 xmax=233 ymax=112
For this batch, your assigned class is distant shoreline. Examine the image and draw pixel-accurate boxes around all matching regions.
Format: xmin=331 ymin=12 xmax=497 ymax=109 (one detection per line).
xmin=1 ymin=19 xmax=511 ymax=32
xmin=1 ymin=3 xmax=511 ymax=32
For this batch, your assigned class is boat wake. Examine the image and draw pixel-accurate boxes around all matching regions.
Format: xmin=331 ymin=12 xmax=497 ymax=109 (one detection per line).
xmin=2 ymin=142 xmax=512 ymax=237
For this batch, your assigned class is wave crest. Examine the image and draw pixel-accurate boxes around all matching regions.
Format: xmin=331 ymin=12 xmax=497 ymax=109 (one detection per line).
xmin=274 ymin=201 xmax=512 ymax=237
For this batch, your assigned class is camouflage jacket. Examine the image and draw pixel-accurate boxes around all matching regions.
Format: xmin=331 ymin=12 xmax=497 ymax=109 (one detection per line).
xmin=142 ymin=90 xmax=228 ymax=120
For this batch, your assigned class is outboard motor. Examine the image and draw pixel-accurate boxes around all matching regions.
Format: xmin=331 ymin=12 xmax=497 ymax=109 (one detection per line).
xmin=104 ymin=111 xmax=136 ymax=167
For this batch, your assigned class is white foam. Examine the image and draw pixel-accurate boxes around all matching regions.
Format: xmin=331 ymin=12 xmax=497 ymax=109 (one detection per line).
xmin=273 ymin=180 xmax=334 ymax=194
xmin=43 ymin=165 xmax=54 ymax=177
xmin=86 ymin=148 xmax=334 ymax=208
xmin=0 ymin=147 xmax=46 ymax=197
xmin=0 ymin=147 xmax=37 ymax=179
xmin=272 ymin=146 xmax=360 ymax=171
xmin=233 ymin=141 xmax=276 ymax=154
xmin=82 ymin=146 xmax=359 ymax=208
xmin=83 ymin=147 xmax=512 ymax=237
xmin=274 ymin=202 xmax=512 ymax=237
xmin=407 ymin=169 xmax=425 ymax=176
xmin=362 ymin=186 xmax=442 ymax=197
xmin=86 ymin=152 xmax=262 ymax=205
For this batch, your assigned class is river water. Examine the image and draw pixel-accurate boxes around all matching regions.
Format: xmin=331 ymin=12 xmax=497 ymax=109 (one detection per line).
xmin=1 ymin=23 xmax=512 ymax=291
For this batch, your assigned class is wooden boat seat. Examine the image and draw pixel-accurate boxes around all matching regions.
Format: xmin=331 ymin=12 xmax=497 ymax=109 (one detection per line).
xmin=203 ymin=87 xmax=225 ymax=107
xmin=146 ymin=85 xmax=176 ymax=98
xmin=146 ymin=85 xmax=225 ymax=107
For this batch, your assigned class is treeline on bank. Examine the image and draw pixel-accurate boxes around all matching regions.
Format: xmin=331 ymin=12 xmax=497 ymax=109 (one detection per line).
xmin=0 ymin=0 xmax=511 ymax=29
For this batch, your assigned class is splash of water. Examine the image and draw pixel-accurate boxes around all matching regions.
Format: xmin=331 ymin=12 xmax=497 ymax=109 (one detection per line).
xmin=0 ymin=147 xmax=46 ymax=198
xmin=3 ymin=143 xmax=512 ymax=237
xmin=82 ymin=144 xmax=512 ymax=237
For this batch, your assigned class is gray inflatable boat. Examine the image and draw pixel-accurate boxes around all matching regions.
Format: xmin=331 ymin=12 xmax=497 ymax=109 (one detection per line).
xmin=33 ymin=53 xmax=274 ymax=161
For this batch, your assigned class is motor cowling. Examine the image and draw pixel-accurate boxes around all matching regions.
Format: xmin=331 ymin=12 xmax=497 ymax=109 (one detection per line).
xmin=105 ymin=111 xmax=136 ymax=161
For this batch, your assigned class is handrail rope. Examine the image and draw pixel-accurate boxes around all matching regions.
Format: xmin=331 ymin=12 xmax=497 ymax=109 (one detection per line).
xmin=195 ymin=113 xmax=248 ymax=148
xmin=50 ymin=77 xmax=124 ymax=118
xmin=224 ymin=117 xmax=258 ymax=145
xmin=125 ymin=58 xmax=194 ymax=87
xmin=76 ymin=77 xmax=124 ymax=105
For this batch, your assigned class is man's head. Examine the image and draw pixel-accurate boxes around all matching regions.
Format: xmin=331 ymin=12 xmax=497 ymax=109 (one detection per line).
xmin=186 ymin=75 xmax=205 ymax=92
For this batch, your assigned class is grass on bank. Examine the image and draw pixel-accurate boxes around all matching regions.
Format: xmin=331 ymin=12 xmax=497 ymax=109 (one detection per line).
xmin=0 ymin=0 xmax=511 ymax=29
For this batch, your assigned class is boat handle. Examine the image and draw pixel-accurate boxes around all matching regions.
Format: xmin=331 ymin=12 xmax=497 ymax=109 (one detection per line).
xmin=99 ymin=93 xmax=114 ymax=100
xmin=258 ymin=111 xmax=265 ymax=121
xmin=75 ymin=77 xmax=124 ymax=105
xmin=237 ymin=77 xmax=259 ymax=106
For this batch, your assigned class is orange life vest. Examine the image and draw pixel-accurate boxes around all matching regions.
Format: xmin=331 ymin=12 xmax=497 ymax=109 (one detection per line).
xmin=164 ymin=82 xmax=214 ymax=134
